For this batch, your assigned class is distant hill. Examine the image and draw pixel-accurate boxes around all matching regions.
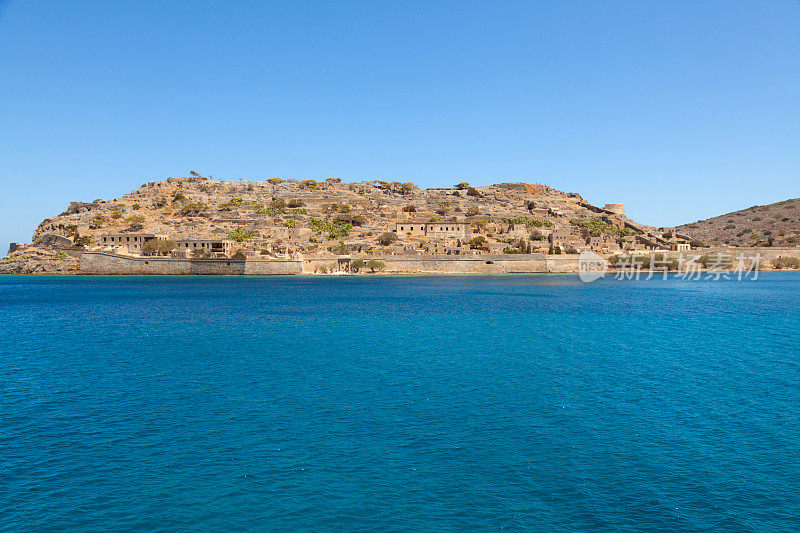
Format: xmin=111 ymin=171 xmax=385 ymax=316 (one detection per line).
xmin=677 ymin=198 xmax=800 ymax=247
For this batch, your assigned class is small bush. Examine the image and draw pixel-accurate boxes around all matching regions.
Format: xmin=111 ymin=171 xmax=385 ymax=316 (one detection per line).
xmin=378 ymin=232 xmax=399 ymax=246
xmin=228 ymin=228 xmax=255 ymax=242
xmin=223 ymin=197 xmax=247 ymax=207
xmin=772 ymin=257 xmax=800 ymax=270
xmin=334 ymin=214 xmax=365 ymax=226
xmin=231 ymin=250 xmax=246 ymax=260
xmin=73 ymin=234 xmax=93 ymax=246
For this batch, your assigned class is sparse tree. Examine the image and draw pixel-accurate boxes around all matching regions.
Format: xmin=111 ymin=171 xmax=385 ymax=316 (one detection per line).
xmin=366 ymin=259 xmax=385 ymax=272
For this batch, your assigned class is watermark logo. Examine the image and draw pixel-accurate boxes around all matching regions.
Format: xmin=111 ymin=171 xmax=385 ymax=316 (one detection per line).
xmin=577 ymin=252 xmax=761 ymax=282
xmin=578 ymin=251 xmax=608 ymax=282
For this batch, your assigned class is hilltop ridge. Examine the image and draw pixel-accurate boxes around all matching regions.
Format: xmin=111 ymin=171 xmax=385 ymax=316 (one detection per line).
xmin=677 ymin=198 xmax=800 ymax=247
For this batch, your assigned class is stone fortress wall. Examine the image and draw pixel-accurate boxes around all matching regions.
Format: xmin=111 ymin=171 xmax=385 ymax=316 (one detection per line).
xmin=67 ymin=247 xmax=800 ymax=276
xmin=78 ymin=251 xmax=580 ymax=275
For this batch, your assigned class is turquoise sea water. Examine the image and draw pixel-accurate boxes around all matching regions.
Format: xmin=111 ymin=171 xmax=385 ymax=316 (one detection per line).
xmin=1 ymin=274 xmax=799 ymax=532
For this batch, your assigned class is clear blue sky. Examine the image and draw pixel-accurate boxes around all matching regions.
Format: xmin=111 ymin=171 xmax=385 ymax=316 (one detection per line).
xmin=1 ymin=1 xmax=798 ymax=248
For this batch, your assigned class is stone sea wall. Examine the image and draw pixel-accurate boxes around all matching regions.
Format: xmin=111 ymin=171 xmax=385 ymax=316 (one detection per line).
xmin=79 ymin=252 xmax=301 ymax=275
xmin=43 ymin=248 xmax=800 ymax=276
xmin=78 ymin=252 xmax=578 ymax=275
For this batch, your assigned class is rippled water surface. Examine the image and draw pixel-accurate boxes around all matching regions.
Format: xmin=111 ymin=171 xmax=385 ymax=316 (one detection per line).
xmin=1 ymin=274 xmax=799 ymax=531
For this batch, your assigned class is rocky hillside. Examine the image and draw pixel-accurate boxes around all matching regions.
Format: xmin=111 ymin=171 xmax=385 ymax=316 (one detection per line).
xmin=676 ymin=198 xmax=800 ymax=247
xmin=3 ymin=172 xmax=682 ymax=272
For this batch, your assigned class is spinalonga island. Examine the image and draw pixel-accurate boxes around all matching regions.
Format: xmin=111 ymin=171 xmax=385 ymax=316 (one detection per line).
xmin=2 ymin=173 xmax=799 ymax=275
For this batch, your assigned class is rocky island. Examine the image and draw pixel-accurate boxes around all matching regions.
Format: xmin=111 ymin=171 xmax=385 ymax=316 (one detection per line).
xmin=3 ymin=173 xmax=799 ymax=275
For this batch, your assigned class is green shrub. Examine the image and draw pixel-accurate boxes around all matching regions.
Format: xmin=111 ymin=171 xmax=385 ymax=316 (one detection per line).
xmin=334 ymin=214 xmax=365 ymax=226
xmin=231 ymin=249 xmax=246 ymax=260
xmin=73 ymin=234 xmax=93 ymax=246
xmin=53 ymin=251 xmax=67 ymax=260
xmin=378 ymin=232 xmax=399 ymax=245
xmin=308 ymin=218 xmax=352 ymax=239
xmin=228 ymin=228 xmax=255 ymax=242
xmin=223 ymin=197 xmax=247 ymax=207
xmin=503 ymin=217 xmax=554 ymax=228
xmin=570 ymin=217 xmax=612 ymax=236
xmin=773 ymin=257 xmax=800 ymax=269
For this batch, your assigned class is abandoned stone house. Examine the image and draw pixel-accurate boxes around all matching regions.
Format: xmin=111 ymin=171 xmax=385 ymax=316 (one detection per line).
xmin=393 ymin=222 xmax=471 ymax=238
xmin=100 ymin=233 xmax=163 ymax=253
xmin=550 ymin=228 xmax=581 ymax=250
xmin=175 ymin=239 xmax=235 ymax=256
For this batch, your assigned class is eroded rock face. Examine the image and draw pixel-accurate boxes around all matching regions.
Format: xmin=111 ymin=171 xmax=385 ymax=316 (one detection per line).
xmin=0 ymin=249 xmax=80 ymax=274
xmin=36 ymin=234 xmax=73 ymax=248
xmin=66 ymin=201 xmax=98 ymax=214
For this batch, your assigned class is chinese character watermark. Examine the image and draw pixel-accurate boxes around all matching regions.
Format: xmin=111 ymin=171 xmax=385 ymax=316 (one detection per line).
xmin=578 ymin=252 xmax=761 ymax=282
